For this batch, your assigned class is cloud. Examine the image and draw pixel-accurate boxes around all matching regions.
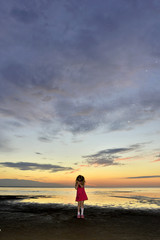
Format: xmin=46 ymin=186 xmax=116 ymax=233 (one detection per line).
xmin=0 ymin=0 xmax=160 ymax=138
xmin=0 ymin=162 xmax=73 ymax=172
xmin=66 ymin=168 xmax=81 ymax=174
xmin=126 ymin=175 xmax=160 ymax=179
xmin=10 ymin=7 xmax=39 ymax=24
xmin=0 ymin=135 xmax=14 ymax=152
xmin=116 ymin=157 xmax=134 ymax=161
xmin=152 ymin=154 xmax=160 ymax=162
xmin=38 ymin=137 xmax=53 ymax=143
xmin=152 ymin=157 xmax=160 ymax=163
xmin=153 ymin=159 xmax=160 ymax=163
xmin=82 ymin=144 xmax=143 ymax=167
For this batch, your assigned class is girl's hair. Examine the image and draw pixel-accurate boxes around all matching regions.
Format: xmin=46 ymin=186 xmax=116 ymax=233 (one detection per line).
xmin=75 ymin=175 xmax=85 ymax=186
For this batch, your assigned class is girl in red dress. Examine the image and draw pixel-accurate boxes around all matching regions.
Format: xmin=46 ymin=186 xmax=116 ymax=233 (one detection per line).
xmin=75 ymin=175 xmax=88 ymax=218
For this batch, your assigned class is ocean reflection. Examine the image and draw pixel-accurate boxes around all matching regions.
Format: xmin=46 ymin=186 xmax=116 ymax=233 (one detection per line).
xmin=0 ymin=187 xmax=160 ymax=210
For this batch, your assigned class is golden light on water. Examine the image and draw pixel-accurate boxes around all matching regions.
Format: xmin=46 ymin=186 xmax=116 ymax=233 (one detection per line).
xmin=16 ymin=187 xmax=160 ymax=210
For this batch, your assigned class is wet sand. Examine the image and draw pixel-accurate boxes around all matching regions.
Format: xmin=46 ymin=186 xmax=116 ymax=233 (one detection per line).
xmin=0 ymin=195 xmax=160 ymax=240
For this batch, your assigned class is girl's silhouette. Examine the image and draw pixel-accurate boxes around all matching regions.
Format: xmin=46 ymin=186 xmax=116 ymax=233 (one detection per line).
xmin=75 ymin=175 xmax=88 ymax=218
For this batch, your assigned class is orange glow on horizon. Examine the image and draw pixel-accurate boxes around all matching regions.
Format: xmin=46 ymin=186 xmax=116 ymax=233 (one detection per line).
xmin=1 ymin=162 xmax=160 ymax=187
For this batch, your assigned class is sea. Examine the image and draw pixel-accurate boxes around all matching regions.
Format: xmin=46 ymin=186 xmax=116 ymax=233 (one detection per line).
xmin=0 ymin=187 xmax=160 ymax=211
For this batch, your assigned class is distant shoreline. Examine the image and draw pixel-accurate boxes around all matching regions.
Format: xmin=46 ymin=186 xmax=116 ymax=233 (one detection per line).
xmin=0 ymin=186 xmax=160 ymax=188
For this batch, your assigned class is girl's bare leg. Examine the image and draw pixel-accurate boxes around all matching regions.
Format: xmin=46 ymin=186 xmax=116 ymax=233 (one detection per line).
xmin=81 ymin=201 xmax=84 ymax=208
xmin=77 ymin=202 xmax=81 ymax=215
xmin=81 ymin=201 xmax=84 ymax=216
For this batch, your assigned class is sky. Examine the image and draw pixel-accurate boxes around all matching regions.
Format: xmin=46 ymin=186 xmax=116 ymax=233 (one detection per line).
xmin=0 ymin=0 xmax=160 ymax=187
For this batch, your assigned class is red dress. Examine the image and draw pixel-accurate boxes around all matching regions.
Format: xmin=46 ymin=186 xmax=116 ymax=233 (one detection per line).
xmin=76 ymin=185 xmax=88 ymax=202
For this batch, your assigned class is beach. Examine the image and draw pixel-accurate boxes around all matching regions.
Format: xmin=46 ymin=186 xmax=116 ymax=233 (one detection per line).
xmin=0 ymin=196 xmax=160 ymax=240
xmin=1 ymin=0 xmax=160 ymax=238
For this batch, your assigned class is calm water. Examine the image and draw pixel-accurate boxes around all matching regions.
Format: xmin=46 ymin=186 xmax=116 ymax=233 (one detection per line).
xmin=0 ymin=187 xmax=160 ymax=210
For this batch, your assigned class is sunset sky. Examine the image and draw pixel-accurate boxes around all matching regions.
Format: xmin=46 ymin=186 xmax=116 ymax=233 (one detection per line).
xmin=0 ymin=0 xmax=160 ymax=187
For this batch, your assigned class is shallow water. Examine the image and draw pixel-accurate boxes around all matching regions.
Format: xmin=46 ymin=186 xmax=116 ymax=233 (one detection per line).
xmin=0 ymin=187 xmax=160 ymax=210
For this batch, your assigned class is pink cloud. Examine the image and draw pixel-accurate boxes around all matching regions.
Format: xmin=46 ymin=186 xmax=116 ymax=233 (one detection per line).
xmin=152 ymin=158 xmax=160 ymax=163
xmin=115 ymin=157 xmax=134 ymax=161
xmin=79 ymin=164 xmax=90 ymax=167
xmin=65 ymin=168 xmax=81 ymax=174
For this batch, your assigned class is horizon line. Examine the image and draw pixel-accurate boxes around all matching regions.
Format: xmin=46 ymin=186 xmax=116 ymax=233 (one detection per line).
xmin=0 ymin=185 xmax=160 ymax=188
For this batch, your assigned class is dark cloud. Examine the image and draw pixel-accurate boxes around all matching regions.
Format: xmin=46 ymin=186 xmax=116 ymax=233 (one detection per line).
xmin=1 ymin=62 xmax=58 ymax=90
xmin=38 ymin=137 xmax=52 ymax=143
xmin=0 ymin=108 xmax=15 ymax=117
xmin=83 ymin=143 xmax=144 ymax=167
xmin=0 ymin=0 xmax=160 ymax=137
xmin=0 ymin=162 xmax=73 ymax=172
xmin=126 ymin=175 xmax=160 ymax=179
xmin=10 ymin=8 xmax=39 ymax=23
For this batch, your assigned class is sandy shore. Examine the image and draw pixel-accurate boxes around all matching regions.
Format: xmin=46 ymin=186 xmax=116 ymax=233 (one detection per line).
xmin=0 ymin=196 xmax=160 ymax=240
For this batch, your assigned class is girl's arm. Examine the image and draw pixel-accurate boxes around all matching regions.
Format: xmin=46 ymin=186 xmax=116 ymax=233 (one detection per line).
xmin=78 ymin=182 xmax=84 ymax=188
xmin=75 ymin=182 xmax=78 ymax=190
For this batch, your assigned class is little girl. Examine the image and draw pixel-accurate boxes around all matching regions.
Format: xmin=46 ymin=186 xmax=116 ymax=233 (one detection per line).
xmin=75 ymin=175 xmax=88 ymax=218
